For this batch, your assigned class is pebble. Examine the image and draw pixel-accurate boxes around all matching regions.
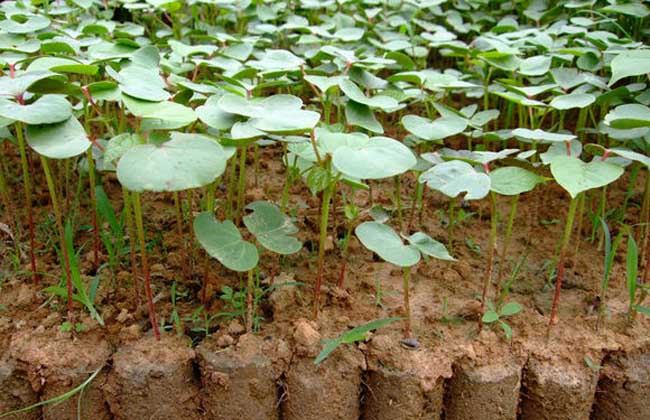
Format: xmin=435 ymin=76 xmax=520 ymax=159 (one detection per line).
xmin=400 ymin=338 xmax=420 ymax=350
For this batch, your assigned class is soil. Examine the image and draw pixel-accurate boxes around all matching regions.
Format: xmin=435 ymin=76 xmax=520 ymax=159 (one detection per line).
xmin=520 ymin=353 xmax=601 ymax=420
xmin=592 ymin=342 xmax=650 ymax=420
xmin=106 ymin=333 xmax=200 ymax=420
xmin=0 ymin=145 xmax=650 ymax=419
xmin=196 ymin=333 xmax=289 ymax=420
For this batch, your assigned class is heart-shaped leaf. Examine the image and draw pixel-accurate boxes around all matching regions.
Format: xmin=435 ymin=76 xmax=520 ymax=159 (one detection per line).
xmin=604 ymin=104 xmax=650 ymax=129
xmin=345 ymin=100 xmax=383 ymax=133
xmin=406 ymin=232 xmax=455 ymax=261
xmin=339 ymin=79 xmax=397 ymax=110
xmin=550 ymin=155 xmax=624 ymax=198
xmin=512 ymin=128 xmax=576 ymax=143
xmin=355 ymin=222 xmax=420 ymax=267
xmin=122 ymin=95 xmax=197 ymax=130
xmin=0 ymin=95 xmax=71 ymax=125
xmin=549 ymin=93 xmax=595 ymax=110
xmin=117 ymin=133 xmax=234 ymax=192
xmin=243 ymin=201 xmax=302 ymax=254
xmin=332 ymin=136 xmax=416 ymax=180
xmin=419 ymin=160 xmax=490 ymax=200
xmin=0 ymin=15 xmax=50 ymax=34
xmin=402 ymin=115 xmax=468 ymax=141
xmin=104 ymin=133 xmax=145 ymax=163
xmin=193 ymin=212 xmax=259 ymax=272
xmin=489 ymin=167 xmax=545 ymax=196
xmin=609 ymin=50 xmax=650 ymax=86
xmin=26 ymin=117 xmax=90 ymax=159
xmin=0 ymin=70 xmax=61 ymax=96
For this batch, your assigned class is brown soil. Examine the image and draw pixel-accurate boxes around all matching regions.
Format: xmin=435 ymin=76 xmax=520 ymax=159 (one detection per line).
xmin=1 ymin=146 xmax=650 ymax=419
xmin=281 ymin=319 xmax=365 ymax=420
xmin=520 ymin=353 xmax=601 ymax=420
xmin=9 ymin=328 xmax=111 ymax=420
xmin=196 ymin=333 xmax=289 ymax=420
xmin=592 ymin=343 xmax=650 ymax=420
xmin=106 ymin=333 xmax=200 ymax=420
xmin=444 ymin=358 xmax=523 ymax=420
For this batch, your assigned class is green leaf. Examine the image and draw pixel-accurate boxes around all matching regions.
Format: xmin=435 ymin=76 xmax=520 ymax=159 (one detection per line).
xmin=0 ymin=95 xmax=71 ymax=125
xmin=500 ymin=302 xmax=523 ymax=317
xmin=313 ymin=339 xmax=339 ymax=365
xmin=104 ymin=133 xmax=145 ymax=163
xmin=314 ymin=317 xmax=400 ymax=364
xmin=406 ymin=232 xmax=455 ymax=261
xmin=0 ymin=15 xmax=50 ymax=34
xmin=306 ymin=166 xmax=330 ymax=196
xmin=634 ymin=305 xmax=650 ymax=316
xmin=196 ymin=95 xmax=238 ymax=131
xmin=512 ymin=128 xmax=576 ymax=143
xmin=490 ymin=167 xmax=545 ymax=196
xmin=117 ymin=133 xmax=233 ymax=192
xmin=355 ymin=222 xmax=420 ymax=267
xmin=601 ymin=3 xmax=650 ymax=18
xmin=626 ymin=235 xmax=638 ymax=305
xmin=121 ymin=95 xmax=197 ymax=130
xmin=419 ymin=160 xmax=490 ymax=200
xmin=345 ymin=101 xmax=383 ymax=133
xmin=518 ymin=55 xmax=551 ymax=76
xmin=193 ymin=212 xmax=259 ymax=272
xmin=26 ymin=117 xmax=90 ymax=159
xmin=95 ymin=185 xmax=120 ymax=236
xmin=243 ymin=201 xmax=302 ymax=255
xmin=549 ymin=93 xmax=595 ymax=110
xmin=550 ymin=155 xmax=624 ymax=198
xmin=482 ymin=310 xmax=499 ymax=323
xmin=604 ymin=104 xmax=650 ymax=129
xmin=609 ymin=50 xmax=650 ymax=86
xmin=498 ymin=320 xmax=513 ymax=339
xmin=332 ymin=136 xmax=416 ymax=180
xmin=402 ymin=115 xmax=468 ymax=141
xmin=339 ymin=79 xmax=398 ymax=110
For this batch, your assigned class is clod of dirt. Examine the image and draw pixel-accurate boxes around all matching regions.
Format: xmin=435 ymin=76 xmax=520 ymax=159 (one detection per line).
xmin=106 ymin=333 xmax=200 ymax=420
xmin=226 ymin=319 xmax=246 ymax=336
xmin=9 ymin=329 xmax=111 ymax=420
xmin=363 ymin=333 xmax=450 ymax=419
xmin=197 ymin=333 xmax=289 ymax=420
xmin=444 ymin=360 xmax=522 ymax=420
xmin=281 ymin=345 xmax=364 ymax=420
xmin=519 ymin=354 xmax=600 ymax=420
xmin=0 ymin=353 xmax=39 ymax=420
xmin=363 ymin=366 xmax=444 ymax=420
xmin=592 ymin=344 xmax=650 ymax=420
xmin=293 ymin=319 xmax=321 ymax=355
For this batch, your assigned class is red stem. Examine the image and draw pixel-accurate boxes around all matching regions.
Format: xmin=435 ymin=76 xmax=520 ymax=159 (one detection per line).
xmin=81 ymin=86 xmax=102 ymax=117
xmin=337 ymin=259 xmax=347 ymax=288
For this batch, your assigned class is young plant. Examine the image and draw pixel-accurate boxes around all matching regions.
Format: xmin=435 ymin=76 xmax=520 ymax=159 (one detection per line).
xmin=481 ymin=300 xmax=522 ymax=340
xmin=117 ymin=132 xmax=233 ymax=340
xmin=289 ymin=129 xmax=416 ymax=318
xmin=548 ymin=149 xmax=624 ymax=336
xmin=314 ymin=317 xmax=401 ymax=364
xmin=355 ymin=221 xmax=454 ymax=337
xmin=193 ymin=212 xmax=259 ymax=331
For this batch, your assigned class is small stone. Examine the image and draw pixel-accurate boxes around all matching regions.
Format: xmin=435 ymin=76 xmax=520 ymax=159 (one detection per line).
xmin=216 ymin=334 xmax=234 ymax=348
xmin=293 ymin=319 xmax=321 ymax=348
xmin=150 ymin=263 xmax=165 ymax=277
xmin=166 ymin=252 xmax=182 ymax=268
xmin=15 ymin=284 xmax=34 ymax=307
xmin=119 ymin=323 xmax=142 ymax=341
xmin=400 ymin=338 xmax=420 ymax=350
xmin=227 ymin=319 xmax=245 ymax=335
xmin=116 ymin=308 xmax=132 ymax=323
